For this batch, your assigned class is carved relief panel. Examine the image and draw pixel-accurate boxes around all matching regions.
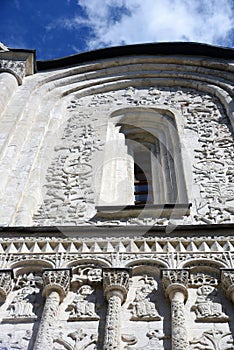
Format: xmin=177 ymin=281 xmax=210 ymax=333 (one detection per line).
xmin=33 ymin=86 xmax=234 ymax=226
xmin=186 ymin=272 xmax=234 ymax=348
xmin=55 ymin=267 xmax=104 ymax=350
xmin=0 ymin=272 xmax=43 ymax=350
xmin=121 ymin=273 xmax=170 ymax=350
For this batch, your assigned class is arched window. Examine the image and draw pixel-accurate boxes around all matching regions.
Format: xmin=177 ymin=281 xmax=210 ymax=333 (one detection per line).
xmin=96 ymin=107 xmax=190 ymax=217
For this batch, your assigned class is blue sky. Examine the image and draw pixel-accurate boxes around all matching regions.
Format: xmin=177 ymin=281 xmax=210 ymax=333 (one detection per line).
xmin=1 ymin=0 xmax=234 ymax=61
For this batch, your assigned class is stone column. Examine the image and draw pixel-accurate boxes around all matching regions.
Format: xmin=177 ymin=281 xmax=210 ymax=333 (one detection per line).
xmin=34 ymin=269 xmax=71 ymax=350
xmin=221 ymin=269 xmax=234 ymax=303
xmin=0 ymin=269 xmax=13 ymax=303
xmin=103 ymin=268 xmax=130 ymax=350
xmin=162 ymin=269 xmax=190 ymax=350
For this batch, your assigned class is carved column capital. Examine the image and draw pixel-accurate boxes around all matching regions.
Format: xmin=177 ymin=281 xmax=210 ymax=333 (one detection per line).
xmin=162 ymin=269 xmax=190 ymax=301
xmin=103 ymin=268 xmax=130 ymax=304
xmin=42 ymin=268 xmax=71 ymax=301
xmin=0 ymin=269 xmax=13 ymax=302
xmin=221 ymin=269 xmax=234 ymax=302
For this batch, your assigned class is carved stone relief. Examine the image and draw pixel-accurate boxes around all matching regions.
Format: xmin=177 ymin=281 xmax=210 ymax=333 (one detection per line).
xmin=191 ymin=285 xmax=229 ymax=322
xmin=0 ymin=329 xmax=32 ymax=350
xmin=4 ymin=273 xmax=42 ymax=322
xmin=32 ymin=85 xmax=234 ymax=226
xmin=67 ymin=285 xmax=99 ymax=321
xmin=53 ymin=328 xmax=97 ymax=350
xmin=0 ymin=59 xmax=26 ymax=79
xmin=128 ymin=275 xmax=161 ymax=321
xmin=122 ymin=330 xmax=164 ymax=350
xmin=33 ymin=117 xmax=103 ymax=225
xmin=190 ymin=329 xmax=234 ymax=350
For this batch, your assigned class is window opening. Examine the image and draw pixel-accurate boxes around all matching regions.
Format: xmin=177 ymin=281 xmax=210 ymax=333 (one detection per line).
xmin=134 ymin=149 xmax=153 ymax=205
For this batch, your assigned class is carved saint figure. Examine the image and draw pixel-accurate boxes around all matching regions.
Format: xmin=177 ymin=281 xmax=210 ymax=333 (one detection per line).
xmin=7 ymin=285 xmax=38 ymax=319
xmin=67 ymin=285 xmax=99 ymax=320
xmin=192 ymin=285 xmax=229 ymax=322
xmin=129 ymin=276 xmax=161 ymax=321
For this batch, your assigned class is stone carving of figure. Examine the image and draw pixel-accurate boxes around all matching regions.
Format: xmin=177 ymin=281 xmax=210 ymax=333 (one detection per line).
xmin=129 ymin=276 xmax=161 ymax=321
xmin=191 ymin=285 xmax=229 ymax=322
xmin=123 ymin=330 xmax=164 ymax=350
xmin=67 ymin=285 xmax=99 ymax=320
xmin=7 ymin=285 xmax=38 ymax=319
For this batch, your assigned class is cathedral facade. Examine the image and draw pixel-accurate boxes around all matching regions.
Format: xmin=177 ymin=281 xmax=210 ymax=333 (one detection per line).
xmin=0 ymin=41 xmax=233 ymax=349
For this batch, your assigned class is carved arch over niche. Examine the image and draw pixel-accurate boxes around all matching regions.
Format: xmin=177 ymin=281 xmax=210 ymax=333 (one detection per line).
xmin=65 ymin=258 xmax=111 ymax=269
xmin=125 ymin=259 xmax=168 ymax=272
xmin=98 ymin=107 xmax=189 ymax=209
xmin=179 ymin=258 xmax=227 ymax=271
xmin=10 ymin=259 xmax=55 ymax=276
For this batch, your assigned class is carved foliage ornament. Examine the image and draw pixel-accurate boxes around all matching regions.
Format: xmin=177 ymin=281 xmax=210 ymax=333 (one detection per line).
xmin=42 ymin=269 xmax=71 ymax=300
xmin=190 ymin=329 xmax=234 ymax=350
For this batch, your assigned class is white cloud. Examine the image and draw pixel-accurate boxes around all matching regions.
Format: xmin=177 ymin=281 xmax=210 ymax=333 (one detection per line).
xmin=75 ymin=0 xmax=234 ymax=49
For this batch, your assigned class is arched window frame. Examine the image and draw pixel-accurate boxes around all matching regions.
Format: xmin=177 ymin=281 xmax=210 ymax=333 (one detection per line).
xmin=96 ymin=107 xmax=191 ymax=218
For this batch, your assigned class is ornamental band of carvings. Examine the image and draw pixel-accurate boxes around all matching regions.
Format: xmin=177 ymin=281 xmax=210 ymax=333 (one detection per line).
xmin=191 ymin=285 xmax=228 ymax=322
xmin=34 ymin=119 xmax=103 ymax=225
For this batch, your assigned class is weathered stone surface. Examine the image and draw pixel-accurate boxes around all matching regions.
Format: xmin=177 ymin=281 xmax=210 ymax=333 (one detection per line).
xmin=0 ymin=43 xmax=234 ymax=349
